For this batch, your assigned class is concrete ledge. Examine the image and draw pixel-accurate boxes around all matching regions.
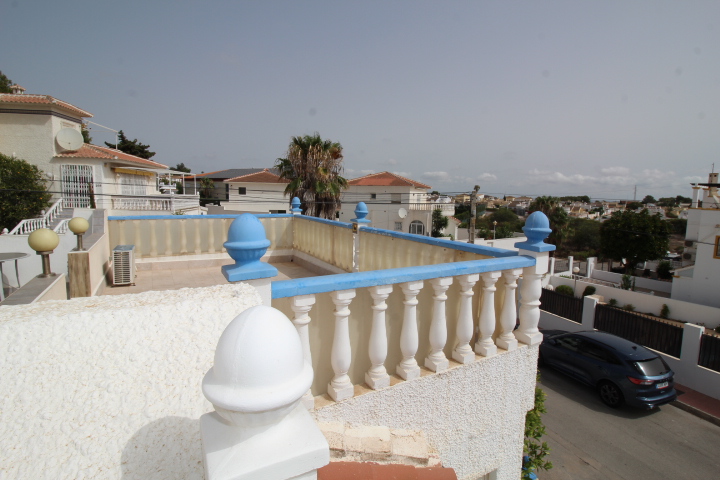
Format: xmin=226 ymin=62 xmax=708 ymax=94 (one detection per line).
xmin=0 ymin=274 xmax=67 ymax=305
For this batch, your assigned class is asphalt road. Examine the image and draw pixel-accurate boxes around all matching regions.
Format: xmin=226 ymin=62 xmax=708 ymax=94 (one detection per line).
xmin=537 ymin=366 xmax=720 ymax=480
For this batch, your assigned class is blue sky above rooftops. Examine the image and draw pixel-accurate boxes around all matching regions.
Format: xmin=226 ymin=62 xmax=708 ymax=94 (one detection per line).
xmin=2 ymin=1 xmax=719 ymax=200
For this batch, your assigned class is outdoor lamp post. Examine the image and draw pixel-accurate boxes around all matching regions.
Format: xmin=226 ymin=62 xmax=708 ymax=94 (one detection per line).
xmin=493 ymin=220 xmax=498 ymax=239
xmin=28 ymin=228 xmax=60 ymax=278
xmin=68 ymin=217 xmax=90 ymax=251
xmin=573 ymin=266 xmax=580 ymax=293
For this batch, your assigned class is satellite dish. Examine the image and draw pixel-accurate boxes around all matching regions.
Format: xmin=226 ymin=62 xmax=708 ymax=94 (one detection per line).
xmin=398 ymin=208 xmax=407 ymax=219
xmin=56 ymin=128 xmax=84 ymax=151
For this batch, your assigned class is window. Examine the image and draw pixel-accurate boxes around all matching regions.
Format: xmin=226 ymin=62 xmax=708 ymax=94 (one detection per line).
xmin=394 ymin=222 xmax=403 ymax=231
xmin=370 ymin=193 xmax=377 ymax=199
xmin=62 ymin=164 xmax=94 ymax=208
xmin=391 ymin=193 xmax=401 ymax=204
xmin=409 ymin=220 xmax=425 ymax=235
xmin=555 ymin=335 xmax=582 ymax=352
xmin=119 ymin=173 xmax=146 ymax=196
xmin=225 ymin=183 xmax=229 ymax=200
xmin=238 ymin=187 xmax=247 ymax=195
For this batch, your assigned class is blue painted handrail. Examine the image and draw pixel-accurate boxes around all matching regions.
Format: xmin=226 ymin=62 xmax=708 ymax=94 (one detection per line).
xmin=271 ymin=256 xmax=535 ymax=298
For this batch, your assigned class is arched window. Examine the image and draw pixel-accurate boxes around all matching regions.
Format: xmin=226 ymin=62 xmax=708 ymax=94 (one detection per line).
xmin=409 ymin=220 xmax=425 ymax=235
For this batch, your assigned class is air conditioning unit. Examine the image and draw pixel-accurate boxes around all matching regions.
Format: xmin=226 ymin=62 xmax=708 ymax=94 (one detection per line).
xmin=113 ymin=245 xmax=136 ymax=286
xmin=684 ymin=240 xmax=694 ymax=247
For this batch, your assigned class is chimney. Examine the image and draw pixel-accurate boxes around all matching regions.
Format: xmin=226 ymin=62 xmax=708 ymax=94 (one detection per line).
xmin=10 ymin=84 xmax=26 ymax=95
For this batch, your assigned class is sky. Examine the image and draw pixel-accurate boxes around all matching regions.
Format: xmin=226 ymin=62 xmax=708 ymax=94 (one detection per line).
xmin=2 ymin=1 xmax=719 ymax=201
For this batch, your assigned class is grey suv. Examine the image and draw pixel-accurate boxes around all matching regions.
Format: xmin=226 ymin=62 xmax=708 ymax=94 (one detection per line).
xmin=540 ymin=330 xmax=677 ymax=409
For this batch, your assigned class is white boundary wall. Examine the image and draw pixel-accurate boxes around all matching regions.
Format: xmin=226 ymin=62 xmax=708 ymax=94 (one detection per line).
xmin=0 ymin=284 xmax=261 ymax=479
xmin=590 ymin=270 xmax=672 ymax=294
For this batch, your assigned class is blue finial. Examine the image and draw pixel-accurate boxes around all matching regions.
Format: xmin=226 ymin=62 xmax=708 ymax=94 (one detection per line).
xmin=290 ymin=197 xmax=302 ymax=214
xmin=352 ymin=202 xmax=371 ymax=224
xmin=222 ymin=214 xmax=278 ymax=281
xmin=514 ymin=211 xmax=556 ymax=252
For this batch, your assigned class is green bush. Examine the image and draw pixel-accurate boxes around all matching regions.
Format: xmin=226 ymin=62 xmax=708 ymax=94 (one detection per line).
xmin=621 ymin=274 xmax=635 ymax=291
xmin=582 ymin=286 xmax=596 ymax=297
xmin=608 ymin=298 xmax=618 ymax=307
xmin=0 ymin=153 xmax=52 ymax=231
xmin=555 ymin=285 xmax=574 ymax=297
xmin=523 ymin=375 xmax=552 ymax=478
xmin=657 ymin=260 xmax=673 ymax=280
xmin=623 ymin=304 xmax=636 ymax=312
xmin=660 ymin=304 xmax=670 ymax=319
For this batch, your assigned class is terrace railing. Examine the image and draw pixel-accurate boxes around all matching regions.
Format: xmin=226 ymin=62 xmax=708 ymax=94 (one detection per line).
xmin=7 ymin=198 xmax=65 ymax=235
xmin=110 ymin=194 xmax=200 ymax=213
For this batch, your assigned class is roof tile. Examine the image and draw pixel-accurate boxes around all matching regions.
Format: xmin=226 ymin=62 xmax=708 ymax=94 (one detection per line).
xmin=55 ymin=144 xmax=167 ymax=168
xmin=0 ymin=93 xmax=92 ymax=118
xmin=348 ymin=171 xmax=431 ymax=189
xmin=224 ymin=169 xmax=289 ymax=183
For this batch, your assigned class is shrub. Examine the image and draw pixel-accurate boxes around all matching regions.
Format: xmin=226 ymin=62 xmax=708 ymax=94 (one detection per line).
xmin=582 ymin=286 xmax=596 ymax=297
xmin=523 ymin=375 xmax=552 ymax=478
xmin=657 ymin=260 xmax=673 ymax=280
xmin=660 ymin=304 xmax=670 ymax=319
xmin=555 ymin=285 xmax=574 ymax=297
xmin=715 ymin=325 xmax=720 ymax=334
xmin=608 ymin=298 xmax=618 ymax=307
xmin=0 ymin=153 xmax=52 ymax=231
xmin=621 ymin=274 xmax=635 ymax=291
xmin=623 ymin=304 xmax=636 ymax=312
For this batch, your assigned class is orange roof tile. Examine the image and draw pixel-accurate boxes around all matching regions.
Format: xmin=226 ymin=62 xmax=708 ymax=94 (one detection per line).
xmin=55 ymin=144 xmax=167 ymax=169
xmin=0 ymin=93 xmax=92 ymax=118
xmin=225 ymin=169 xmax=289 ymax=183
xmin=348 ymin=171 xmax=431 ymax=189
xmin=318 ymin=462 xmax=457 ymax=480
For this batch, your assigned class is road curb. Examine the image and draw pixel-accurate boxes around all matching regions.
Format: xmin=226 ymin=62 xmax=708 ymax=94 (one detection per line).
xmin=671 ymin=400 xmax=720 ymax=428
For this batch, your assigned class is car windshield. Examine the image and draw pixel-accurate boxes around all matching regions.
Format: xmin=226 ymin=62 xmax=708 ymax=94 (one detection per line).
xmin=634 ymin=357 xmax=669 ymax=376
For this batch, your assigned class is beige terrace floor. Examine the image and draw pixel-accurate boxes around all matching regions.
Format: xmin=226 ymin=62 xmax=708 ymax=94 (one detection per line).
xmin=98 ymin=261 xmax=318 ymax=296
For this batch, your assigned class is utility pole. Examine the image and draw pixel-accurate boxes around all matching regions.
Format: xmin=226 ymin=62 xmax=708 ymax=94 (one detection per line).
xmin=633 ymin=185 xmax=637 ymax=202
xmin=468 ymin=185 xmax=480 ymax=244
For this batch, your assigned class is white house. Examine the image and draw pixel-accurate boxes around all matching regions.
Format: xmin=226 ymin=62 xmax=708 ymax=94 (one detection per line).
xmin=671 ymin=173 xmax=720 ymax=307
xmin=223 ymin=168 xmax=290 ymax=214
xmin=0 ymin=88 xmax=198 ymax=221
xmin=338 ymin=171 xmax=454 ymax=235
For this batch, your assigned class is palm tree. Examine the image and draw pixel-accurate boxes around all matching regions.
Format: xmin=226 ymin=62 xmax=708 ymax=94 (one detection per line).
xmin=275 ymin=133 xmax=348 ymax=219
xmin=529 ymin=196 xmax=570 ymax=248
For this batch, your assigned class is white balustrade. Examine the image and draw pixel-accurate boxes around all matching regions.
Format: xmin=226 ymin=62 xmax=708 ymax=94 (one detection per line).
xmin=164 ymin=219 xmax=172 ymax=255
xmin=497 ymin=269 xmax=522 ymax=351
xmin=515 ymin=270 xmax=544 ymax=345
xmin=208 ymin=219 xmax=216 ymax=254
xmin=8 ymin=198 xmax=64 ymax=235
xmin=327 ymin=289 xmax=356 ymax=401
xmin=149 ymin=220 xmax=158 ymax=257
xmin=397 ymin=280 xmax=423 ymax=380
xmin=290 ymin=294 xmax=317 ymax=409
xmin=425 ymin=277 xmax=453 ymax=372
xmin=180 ymin=219 xmax=188 ymax=254
xmin=366 ymin=285 xmax=393 ymax=390
xmin=475 ymin=271 xmax=500 ymax=357
xmin=452 ymin=273 xmax=479 ymax=364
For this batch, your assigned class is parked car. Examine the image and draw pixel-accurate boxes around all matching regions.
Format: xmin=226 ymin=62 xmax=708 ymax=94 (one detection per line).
xmin=539 ymin=330 xmax=677 ymax=409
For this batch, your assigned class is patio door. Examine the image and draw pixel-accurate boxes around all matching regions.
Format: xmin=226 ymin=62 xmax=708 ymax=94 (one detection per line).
xmin=61 ymin=164 xmax=94 ymax=208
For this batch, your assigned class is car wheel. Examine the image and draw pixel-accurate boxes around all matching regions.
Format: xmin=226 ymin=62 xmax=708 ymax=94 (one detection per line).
xmin=598 ymin=381 xmax=624 ymax=408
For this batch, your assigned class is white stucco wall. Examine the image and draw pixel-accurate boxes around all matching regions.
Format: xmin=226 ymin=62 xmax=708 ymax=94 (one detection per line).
xmin=312 ymin=345 xmax=538 ymax=480
xmin=0 ymin=284 xmax=262 ymax=479
xmin=223 ymin=181 xmax=289 ymax=213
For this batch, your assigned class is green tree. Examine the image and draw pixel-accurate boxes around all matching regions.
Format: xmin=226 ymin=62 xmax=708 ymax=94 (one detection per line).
xmin=275 ymin=132 xmax=347 ymax=219
xmin=431 ymin=208 xmax=449 ymax=237
xmin=675 ymin=195 xmax=691 ymax=205
xmin=81 ymin=123 xmax=92 ymax=144
xmin=641 ymin=195 xmax=656 ymax=204
xmin=657 ymin=197 xmax=677 ymax=207
xmin=106 ymin=130 xmax=156 ymax=159
xmin=0 ymin=70 xmax=13 ymax=93
xmin=600 ymin=209 xmax=670 ymax=273
xmin=523 ymin=379 xmax=552 ymax=478
xmin=199 ymin=177 xmax=215 ymax=205
xmin=559 ymin=195 xmax=591 ymax=203
xmin=0 ymin=153 xmax=52 ymax=231
xmin=567 ymin=218 xmax=601 ymax=253
xmin=172 ymin=163 xmax=191 ymax=173
xmin=626 ymin=201 xmax=643 ymax=210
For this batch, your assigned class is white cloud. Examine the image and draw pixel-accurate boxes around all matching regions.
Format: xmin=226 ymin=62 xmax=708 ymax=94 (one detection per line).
xmin=476 ymin=173 xmax=497 ymax=182
xmin=600 ymin=166 xmax=630 ymax=175
xmin=387 ymin=158 xmax=398 ymax=165
xmin=422 ymin=171 xmax=452 ymax=181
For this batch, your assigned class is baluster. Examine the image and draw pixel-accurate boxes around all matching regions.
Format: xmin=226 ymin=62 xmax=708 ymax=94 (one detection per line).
xmin=497 ymin=269 xmax=522 ymax=351
xmin=425 ymin=277 xmax=453 ymax=372
xmin=515 ymin=271 xmax=544 ymax=345
xmin=290 ymin=294 xmax=316 ymax=409
xmin=366 ymin=285 xmax=393 ymax=389
xmin=208 ymin=219 xmax=216 ymax=254
xmin=221 ymin=218 xmax=229 ymax=252
xmin=180 ymin=219 xmax=188 ymax=254
xmin=193 ymin=219 xmax=201 ymax=254
xmin=452 ymin=273 xmax=479 ymax=364
xmin=133 ymin=220 xmax=142 ymax=255
xmin=475 ymin=271 xmax=500 ymax=357
xmin=164 ymin=219 xmax=172 ymax=256
xmin=118 ymin=220 xmax=127 ymax=245
xmin=149 ymin=219 xmax=158 ymax=257
xmin=397 ymin=280 xmax=423 ymax=380
xmin=328 ymin=289 xmax=356 ymax=401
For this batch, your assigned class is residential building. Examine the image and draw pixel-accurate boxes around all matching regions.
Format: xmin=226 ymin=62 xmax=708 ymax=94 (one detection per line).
xmin=338 ymin=172 xmax=454 ymax=235
xmin=223 ymin=168 xmax=290 ymax=214
xmin=0 ymin=89 xmax=198 ymax=218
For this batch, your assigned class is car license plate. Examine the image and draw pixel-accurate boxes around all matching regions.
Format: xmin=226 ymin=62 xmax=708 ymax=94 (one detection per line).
xmin=656 ymin=381 xmax=669 ymax=389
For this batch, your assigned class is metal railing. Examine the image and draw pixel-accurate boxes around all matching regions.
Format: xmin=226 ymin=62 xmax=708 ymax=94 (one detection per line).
xmin=699 ymin=334 xmax=720 ymax=373
xmin=594 ymin=304 xmax=683 ymax=357
xmin=540 ymin=288 xmax=583 ymax=323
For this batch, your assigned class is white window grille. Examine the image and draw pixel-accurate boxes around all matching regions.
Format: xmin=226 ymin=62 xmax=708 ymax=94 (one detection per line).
xmin=120 ymin=174 xmax=148 ymax=196
xmin=61 ymin=164 xmax=94 ymax=208
xmin=394 ymin=222 xmax=403 ymax=231
xmin=409 ymin=220 xmax=425 ymax=235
